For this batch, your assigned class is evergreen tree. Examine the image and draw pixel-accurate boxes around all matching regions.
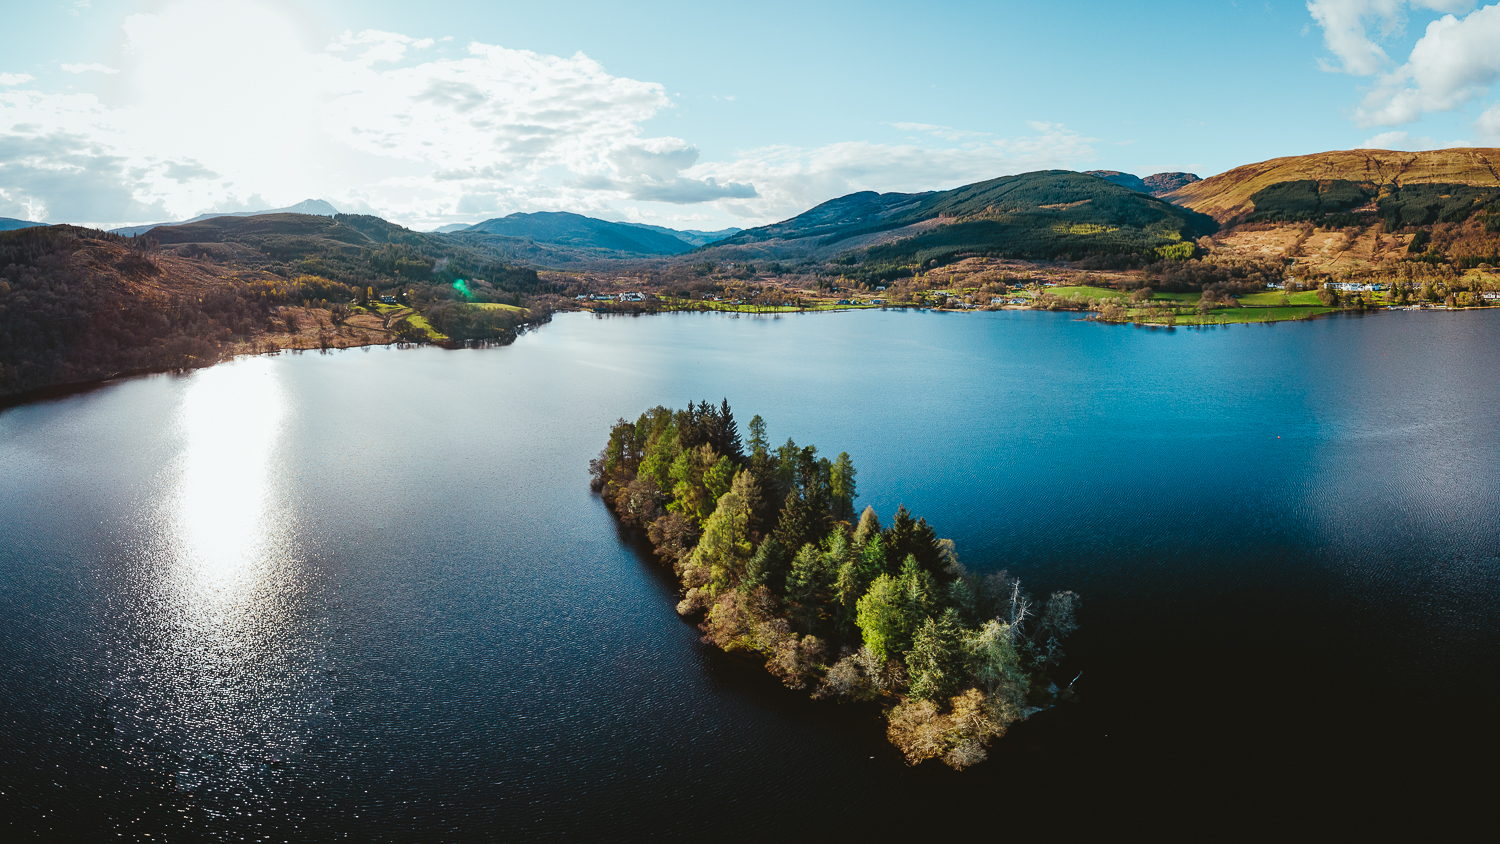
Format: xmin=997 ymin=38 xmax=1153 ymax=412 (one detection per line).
xmin=716 ymin=398 xmax=744 ymax=462
xmin=747 ymin=414 xmax=768 ymax=459
xmin=855 ymin=554 xmax=937 ymax=663
xmin=773 ymin=490 xmax=814 ymax=560
xmin=907 ymin=610 xmax=967 ymax=703
xmin=743 ymin=535 xmax=788 ymax=594
xmin=829 ymin=452 xmax=858 ymax=522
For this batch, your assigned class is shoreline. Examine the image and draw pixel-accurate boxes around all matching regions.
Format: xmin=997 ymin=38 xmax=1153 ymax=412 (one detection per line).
xmin=5 ymin=305 xmax=1492 ymax=412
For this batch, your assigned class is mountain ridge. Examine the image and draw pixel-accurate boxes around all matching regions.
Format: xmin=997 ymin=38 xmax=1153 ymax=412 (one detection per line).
xmin=453 ymin=211 xmax=697 ymax=255
xmin=703 ymin=170 xmax=1217 ymax=280
xmin=110 ymin=199 xmax=339 ymax=237
xmin=0 ymin=217 xmax=47 ymax=232
xmin=1085 ymin=171 xmax=1201 ymax=197
xmin=1165 ymin=148 xmax=1500 ymax=222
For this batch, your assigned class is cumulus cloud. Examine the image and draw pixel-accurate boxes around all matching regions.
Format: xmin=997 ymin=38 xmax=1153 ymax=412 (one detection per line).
xmin=0 ymin=0 xmax=1098 ymax=229
xmin=60 ymin=62 xmax=119 ymax=74
xmin=1307 ymin=1 xmax=1476 ymax=75
xmin=1478 ymin=103 xmax=1500 ymax=141
xmin=1308 ymin=1 xmax=1500 ymax=133
xmin=692 ymin=123 xmax=1096 ymax=222
xmin=0 ymin=73 xmax=34 ymax=85
xmin=1354 ymin=3 xmax=1500 ymax=125
xmin=1356 ymin=129 xmax=1467 ymax=148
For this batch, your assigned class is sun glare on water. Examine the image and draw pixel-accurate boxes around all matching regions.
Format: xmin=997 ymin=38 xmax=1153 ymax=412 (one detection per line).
xmin=169 ymin=357 xmax=289 ymax=605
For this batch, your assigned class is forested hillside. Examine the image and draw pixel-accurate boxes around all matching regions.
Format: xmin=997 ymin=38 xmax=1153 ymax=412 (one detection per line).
xmin=703 ymin=170 xmax=1216 ymax=281
xmin=0 ymin=216 xmax=552 ymax=398
xmin=455 ymin=211 xmax=696 ymax=255
xmin=1166 ymin=148 xmax=1500 ymax=222
xmin=592 ymin=402 xmax=1079 ymax=769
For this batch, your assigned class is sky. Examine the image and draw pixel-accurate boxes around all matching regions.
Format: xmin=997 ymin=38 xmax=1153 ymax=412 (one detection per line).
xmin=2 ymin=0 xmax=1499 ymax=231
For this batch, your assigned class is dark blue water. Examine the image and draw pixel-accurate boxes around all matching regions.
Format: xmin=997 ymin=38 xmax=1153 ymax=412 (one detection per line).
xmin=3 ymin=310 xmax=1498 ymax=839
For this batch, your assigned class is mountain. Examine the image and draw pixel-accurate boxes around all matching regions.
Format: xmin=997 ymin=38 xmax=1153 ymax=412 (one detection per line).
xmin=619 ymin=222 xmax=742 ymax=247
xmin=1 ymin=214 xmax=551 ymax=397
xmin=1086 ymin=170 xmax=1201 ymax=197
xmin=0 ymin=217 xmax=46 ymax=232
xmin=455 ymin=211 xmax=696 ymax=255
xmin=1144 ymin=172 xmax=1200 ymax=195
xmin=705 ymin=170 xmax=1217 ymax=280
xmin=431 ymin=224 xmax=473 ymax=234
xmin=1165 ymin=148 xmax=1500 ymax=222
xmin=1085 ymin=171 xmax=1149 ymax=193
xmin=110 ymin=199 xmax=339 ymax=237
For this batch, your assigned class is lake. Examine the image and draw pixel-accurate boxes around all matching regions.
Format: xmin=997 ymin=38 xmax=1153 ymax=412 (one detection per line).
xmin=3 ymin=309 xmax=1498 ymax=839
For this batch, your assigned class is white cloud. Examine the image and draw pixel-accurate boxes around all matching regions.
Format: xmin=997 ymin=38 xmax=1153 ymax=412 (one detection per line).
xmin=1307 ymin=2 xmax=1500 ymax=131
xmin=1354 ymin=3 xmax=1500 ymax=125
xmin=1478 ymin=103 xmax=1500 ymax=141
xmin=1356 ymin=128 xmax=1468 ymax=147
xmin=0 ymin=73 xmax=34 ymax=86
xmin=60 ymin=62 xmax=119 ymax=74
xmin=1307 ymin=1 xmax=1476 ymax=75
xmin=0 ymin=0 xmax=1098 ymax=230
xmin=691 ymin=124 xmax=1097 ymax=223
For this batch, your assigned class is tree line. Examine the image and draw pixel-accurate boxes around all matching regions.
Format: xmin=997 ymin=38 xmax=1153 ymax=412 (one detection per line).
xmin=591 ymin=401 xmax=1079 ymax=769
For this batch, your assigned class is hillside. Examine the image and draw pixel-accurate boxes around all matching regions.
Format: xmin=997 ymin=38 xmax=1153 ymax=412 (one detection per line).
xmin=620 ymin=222 xmax=741 ymax=247
xmin=0 ymin=217 xmax=45 ymax=232
xmin=111 ymin=199 xmax=339 ymax=237
xmin=457 ymin=211 xmax=695 ymax=255
xmin=704 ymin=170 xmax=1217 ymax=281
xmin=1086 ymin=171 xmax=1201 ymax=197
xmin=145 ymin=213 xmax=540 ymax=295
xmin=1 ymin=215 xmax=554 ymax=398
xmin=1166 ymin=148 xmax=1500 ymax=222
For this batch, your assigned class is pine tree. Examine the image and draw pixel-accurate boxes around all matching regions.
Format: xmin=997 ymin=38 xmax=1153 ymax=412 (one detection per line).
xmin=908 ymin=610 xmax=967 ymax=703
xmin=829 ymin=452 xmax=858 ymax=523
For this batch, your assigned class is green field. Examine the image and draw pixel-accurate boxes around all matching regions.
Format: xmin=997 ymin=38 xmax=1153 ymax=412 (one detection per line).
xmin=368 ymin=302 xmax=450 ymax=341
xmin=1044 ymin=285 xmax=1127 ymax=301
xmin=470 ymin=302 xmax=527 ymax=313
xmin=1141 ymin=305 xmax=1339 ymax=325
xmin=1238 ymin=290 xmax=1322 ymax=306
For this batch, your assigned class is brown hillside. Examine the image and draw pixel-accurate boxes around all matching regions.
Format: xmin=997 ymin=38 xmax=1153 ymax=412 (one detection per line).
xmin=1166 ymin=148 xmax=1500 ymax=222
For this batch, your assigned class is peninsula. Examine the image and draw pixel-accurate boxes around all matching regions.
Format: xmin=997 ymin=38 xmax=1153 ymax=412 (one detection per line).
xmin=590 ymin=401 xmax=1080 ymax=768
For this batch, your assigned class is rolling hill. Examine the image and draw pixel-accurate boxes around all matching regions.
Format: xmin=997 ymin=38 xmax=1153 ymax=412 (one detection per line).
xmin=703 ymin=170 xmax=1218 ymax=280
xmin=619 ymin=222 xmax=741 ymax=247
xmin=1085 ymin=170 xmax=1201 ymax=197
xmin=111 ymin=199 xmax=339 ymax=237
xmin=455 ymin=211 xmax=696 ymax=255
xmin=1 ymin=214 xmax=552 ymax=398
xmin=1165 ymin=148 xmax=1500 ymax=222
xmin=0 ymin=217 xmax=46 ymax=232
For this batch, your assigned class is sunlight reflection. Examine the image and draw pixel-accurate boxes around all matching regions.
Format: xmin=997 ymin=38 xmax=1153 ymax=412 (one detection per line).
xmin=171 ymin=358 xmax=286 ymax=599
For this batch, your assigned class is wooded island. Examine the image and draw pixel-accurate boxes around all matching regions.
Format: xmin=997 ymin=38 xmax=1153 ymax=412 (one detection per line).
xmin=591 ymin=401 xmax=1079 ymax=768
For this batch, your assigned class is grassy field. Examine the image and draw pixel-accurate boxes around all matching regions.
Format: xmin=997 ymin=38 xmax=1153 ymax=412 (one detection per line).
xmin=1044 ymin=285 xmax=1127 ymax=300
xmin=368 ymin=303 xmax=449 ymax=341
xmin=1170 ymin=305 xmax=1339 ymax=324
xmin=1238 ymin=290 xmax=1323 ymax=306
xmin=470 ymin=302 xmax=527 ymax=313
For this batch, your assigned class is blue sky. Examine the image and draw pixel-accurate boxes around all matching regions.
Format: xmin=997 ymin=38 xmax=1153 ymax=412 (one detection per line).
xmin=2 ymin=0 xmax=1498 ymax=230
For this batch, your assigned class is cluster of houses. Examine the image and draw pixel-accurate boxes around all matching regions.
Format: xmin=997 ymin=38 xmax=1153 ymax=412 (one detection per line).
xmin=1328 ymin=282 xmax=1386 ymax=293
xmin=574 ymin=292 xmax=648 ymax=303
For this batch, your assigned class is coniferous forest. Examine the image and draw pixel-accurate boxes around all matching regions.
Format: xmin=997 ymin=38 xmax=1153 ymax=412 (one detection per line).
xmin=590 ymin=401 xmax=1080 ymax=768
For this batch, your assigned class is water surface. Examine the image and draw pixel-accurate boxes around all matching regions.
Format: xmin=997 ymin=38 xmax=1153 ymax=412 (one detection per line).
xmin=3 ymin=310 xmax=1498 ymax=838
